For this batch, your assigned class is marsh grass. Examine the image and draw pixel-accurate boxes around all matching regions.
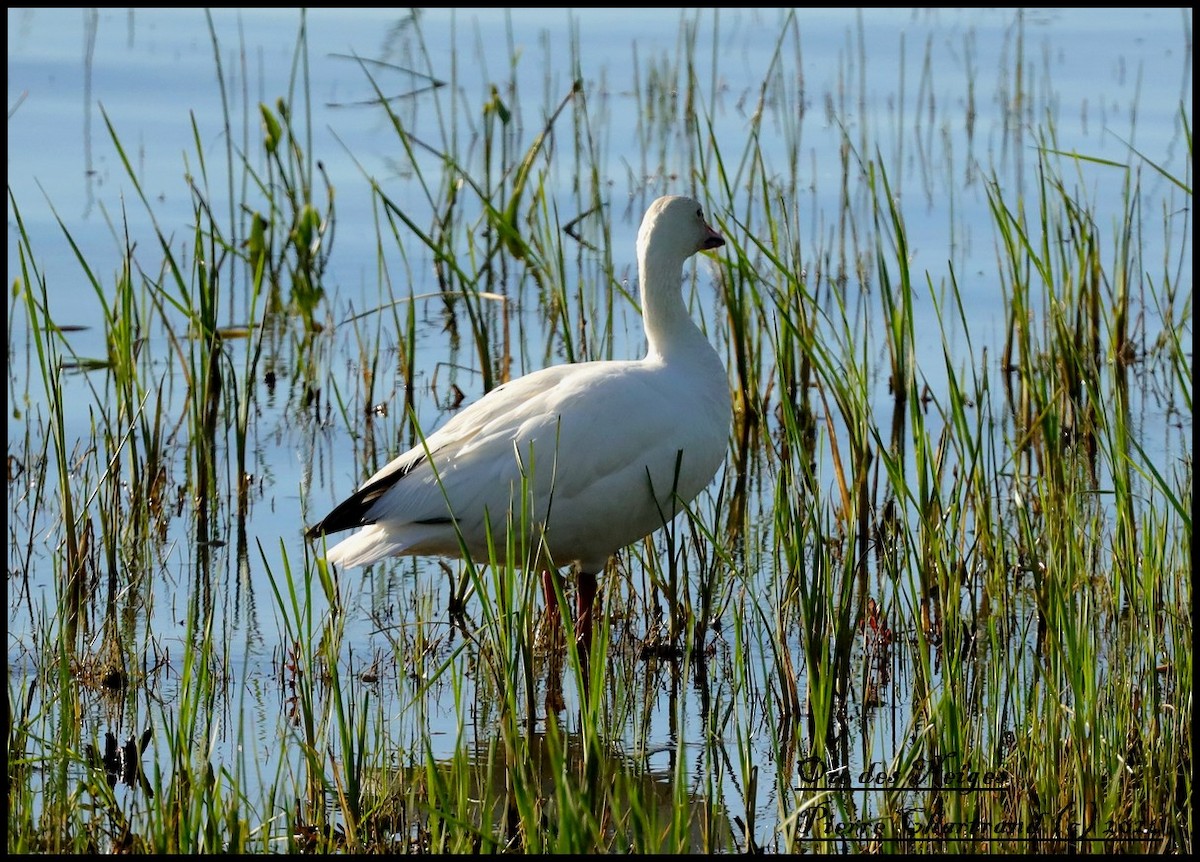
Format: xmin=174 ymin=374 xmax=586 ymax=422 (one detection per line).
xmin=7 ymin=8 xmax=1191 ymax=854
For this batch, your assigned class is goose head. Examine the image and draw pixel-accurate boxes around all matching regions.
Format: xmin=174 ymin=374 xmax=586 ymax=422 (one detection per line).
xmin=637 ymin=195 xmax=725 ymax=266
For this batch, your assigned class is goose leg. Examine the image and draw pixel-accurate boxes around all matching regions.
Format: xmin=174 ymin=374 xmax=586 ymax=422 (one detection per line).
xmin=575 ymin=570 xmax=598 ymax=657
xmin=541 ymin=569 xmax=559 ymax=617
xmin=540 ymin=569 xmax=564 ymax=647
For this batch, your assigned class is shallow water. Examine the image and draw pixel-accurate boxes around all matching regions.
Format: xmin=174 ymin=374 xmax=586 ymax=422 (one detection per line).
xmin=7 ymin=6 xmax=1192 ymax=851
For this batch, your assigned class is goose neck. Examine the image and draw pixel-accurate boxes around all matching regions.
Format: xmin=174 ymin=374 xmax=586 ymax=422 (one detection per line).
xmin=639 ymin=252 xmax=708 ymax=360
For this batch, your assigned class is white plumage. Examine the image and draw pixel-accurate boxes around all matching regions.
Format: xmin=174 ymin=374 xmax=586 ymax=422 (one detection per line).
xmin=307 ymin=195 xmax=730 ymax=648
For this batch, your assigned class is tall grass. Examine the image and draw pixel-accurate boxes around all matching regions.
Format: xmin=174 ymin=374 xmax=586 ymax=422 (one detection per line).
xmin=7 ymin=8 xmax=1191 ymax=854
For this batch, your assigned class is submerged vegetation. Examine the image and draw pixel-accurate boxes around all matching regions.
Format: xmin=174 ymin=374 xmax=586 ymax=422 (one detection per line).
xmin=7 ymin=8 xmax=1192 ymax=854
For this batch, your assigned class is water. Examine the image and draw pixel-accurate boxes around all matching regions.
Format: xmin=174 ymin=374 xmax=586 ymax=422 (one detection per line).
xmin=7 ymin=6 xmax=1192 ymax=850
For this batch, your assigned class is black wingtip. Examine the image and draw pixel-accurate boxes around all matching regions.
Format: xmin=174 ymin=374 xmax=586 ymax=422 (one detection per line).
xmin=306 ymin=450 xmax=424 ymax=541
xmin=305 ymin=478 xmax=392 ymax=540
xmin=305 ymin=499 xmax=368 ymax=540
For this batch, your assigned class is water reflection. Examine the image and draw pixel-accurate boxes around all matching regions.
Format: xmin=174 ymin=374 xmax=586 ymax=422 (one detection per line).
xmin=364 ymin=727 xmax=732 ymax=852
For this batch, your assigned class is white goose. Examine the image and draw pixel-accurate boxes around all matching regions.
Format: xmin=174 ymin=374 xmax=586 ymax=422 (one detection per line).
xmin=307 ymin=195 xmax=731 ymax=655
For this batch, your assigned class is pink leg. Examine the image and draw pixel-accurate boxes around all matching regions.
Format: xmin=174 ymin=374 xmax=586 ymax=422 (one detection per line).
xmin=542 ymin=568 xmax=565 ymax=636
xmin=575 ymin=570 xmax=598 ymax=654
